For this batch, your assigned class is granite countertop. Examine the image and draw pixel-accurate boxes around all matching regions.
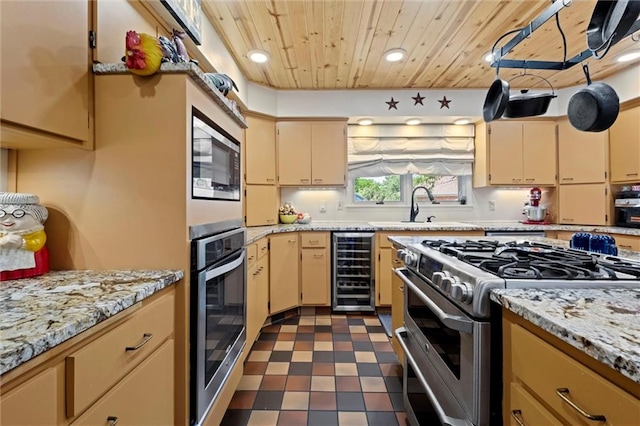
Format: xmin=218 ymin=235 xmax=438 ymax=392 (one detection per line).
xmin=491 ymin=288 xmax=640 ymax=384
xmin=245 ymin=221 xmax=640 ymax=244
xmin=0 ymin=269 xmax=183 ymax=375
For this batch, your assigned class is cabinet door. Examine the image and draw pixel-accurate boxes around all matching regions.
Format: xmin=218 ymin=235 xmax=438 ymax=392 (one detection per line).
xmin=257 ymin=257 xmax=270 ymax=328
xmin=610 ymin=107 xmax=640 ymax=183
xmin=377 ymin=248 xmax=393 ymax=306
xmin=0 ymin=368 xmax=57 ymax=425
xmin=301 ymin=248 xmax=329 ymax=305
xmin=1 ymin=1 xmax=90 ymax=142
xmin=558 ymin=118 xmax=607 ymax=184
xmin=509 ymin=383 xmax=563 ymax=426
xmin=71 ymin=340 xmax=174 ymax=426
xmin=390 ymin=247 xmax=405 ymax=363
xmin=245 ymin=185 xmax=278 ymax=227
xmin=489 ymin=122 xmax=523 ymax=184
xmin=523 ymin=122 xmax=556 ymax=185
xmin=277 ymin=122 xmax=312 ymax=185
xmin=558 ymin=184 xmax=608 ymax=225
xmin=246 ymin=263 xmax=261 ymax=345
xmin=269 ymin=233 xmax=299 ymax=314
xmin=245 ymin=116 xmax=276 ymax=185
xmin=311 ymin=122 xmax=346 ymax=185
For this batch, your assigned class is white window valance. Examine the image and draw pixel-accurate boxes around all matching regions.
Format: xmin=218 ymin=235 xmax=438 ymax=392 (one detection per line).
xmin=348 ymin=124 xmax=475 ymax=178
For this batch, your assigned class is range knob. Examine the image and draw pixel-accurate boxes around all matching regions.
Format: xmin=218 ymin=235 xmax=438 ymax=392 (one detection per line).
xmin=431 ymin=271 xmax=446 ymax=288
xmin=450 ymin=281 xmax=473 ymax=304
xmin=440 ymin=275 xmax=459 ymax=293
xmin=396 ymin=249 xmax=408 ymax=262
xmin=403 ymin=251 xmax=419 ymax=267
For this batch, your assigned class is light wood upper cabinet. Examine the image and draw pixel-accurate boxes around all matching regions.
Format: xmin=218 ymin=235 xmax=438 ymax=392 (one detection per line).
xmin=269 ymin=233 xmax=300 ymax=314
xmin=487 ymin=121 xmax=557 ymax=186
xmin=245 ymin=185 xmax=278 ymax=227
xmin=0 ymin=0 xmax=93 ymax=148
xmin=245 ymin=115 xmax=276 ymax=185
xmin=558 ymin=183 xmax=610 ymax=225
xmin=558 ymin=118 xmax=607 ymax=184
xmin=609 ymin=107 xmax=640 ymax=183
xmin=277 ymin=120 xmax=347 ymax=186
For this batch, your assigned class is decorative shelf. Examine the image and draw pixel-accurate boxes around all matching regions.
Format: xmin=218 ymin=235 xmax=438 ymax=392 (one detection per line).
xmin=93 ymin=62 xmax=248 ymax=129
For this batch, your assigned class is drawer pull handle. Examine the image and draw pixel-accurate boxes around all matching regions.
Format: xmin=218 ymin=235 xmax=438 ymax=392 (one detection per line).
xmin=309 ymin=240 xmax=319 ymax=244
xmin=393 ymin=260 xmax=402 ymax=264
xmin=313 ymin=254 xmax=324 ymax=259
xmin=626 ymin=173 xmax=638 ymax=177
xmin=511 ymin=410 xmax=526 ymax=426
xmin=125 ymin=333 xmax=153 ymax=351
xmin=399 ymin=286 xmax=404 ymax=292
xmin=107 ymin=416 xmax=119 ymax=426
xmin=555 ymin=388 xmax=606 ymax=421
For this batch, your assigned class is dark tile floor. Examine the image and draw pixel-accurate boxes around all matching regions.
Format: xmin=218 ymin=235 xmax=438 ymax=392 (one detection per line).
xmin=221 ymin=309 xmax=407 ymax=426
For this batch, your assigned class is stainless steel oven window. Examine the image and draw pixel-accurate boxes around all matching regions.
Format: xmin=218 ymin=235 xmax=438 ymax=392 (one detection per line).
xmin=194 ymin=246 xmax=246 ymax=425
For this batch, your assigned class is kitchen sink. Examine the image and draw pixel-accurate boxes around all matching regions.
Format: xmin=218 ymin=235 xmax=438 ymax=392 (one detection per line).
xmin=367 ymin=221 xmax=479 ymax=228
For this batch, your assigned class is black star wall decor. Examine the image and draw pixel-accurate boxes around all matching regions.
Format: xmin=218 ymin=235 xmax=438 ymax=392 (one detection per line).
xmin=386 ymin=97 xmax=399 ymax=110
xmin=438 ymin=96 xmax=451 ymax=109
xmin=412 ymin=92 xmax=425 ymax=105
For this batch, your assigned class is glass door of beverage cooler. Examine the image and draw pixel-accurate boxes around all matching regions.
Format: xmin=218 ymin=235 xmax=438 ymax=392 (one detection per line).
xmin=332 ymin=232 xmax=375 ymax=312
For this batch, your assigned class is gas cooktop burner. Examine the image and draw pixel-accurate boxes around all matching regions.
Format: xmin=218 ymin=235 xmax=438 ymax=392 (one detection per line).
xmin=420 ymin=239 xmax=640 ymax=280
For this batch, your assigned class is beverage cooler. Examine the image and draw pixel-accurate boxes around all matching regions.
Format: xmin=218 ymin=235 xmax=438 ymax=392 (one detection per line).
xmin=332 ymin=232 xmax=375 ymax=312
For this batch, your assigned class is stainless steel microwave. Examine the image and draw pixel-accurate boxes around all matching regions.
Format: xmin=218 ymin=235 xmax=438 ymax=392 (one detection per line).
xmin=192 ymin=108 xmax=241 ymax=201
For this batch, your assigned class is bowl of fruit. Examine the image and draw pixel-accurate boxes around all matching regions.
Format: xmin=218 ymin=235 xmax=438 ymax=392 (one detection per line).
xmin=279 ymin=203 xmax=298 ymax=224
xmin=297 ymin=212 xmax=311 ymax=224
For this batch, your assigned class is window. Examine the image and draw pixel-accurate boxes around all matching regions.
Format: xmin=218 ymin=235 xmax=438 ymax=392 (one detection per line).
xmin=351 ymin=174 xmax=465 ymax=205
xmin=347 ymin=123 xmax=474 ymax=206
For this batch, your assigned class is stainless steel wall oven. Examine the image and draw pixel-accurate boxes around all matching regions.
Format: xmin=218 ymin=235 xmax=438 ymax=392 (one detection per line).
xmin=190 ymin=220 xmax=246 ymax=425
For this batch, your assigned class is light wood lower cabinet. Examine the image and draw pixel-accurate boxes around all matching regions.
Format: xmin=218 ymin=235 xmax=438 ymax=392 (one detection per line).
xmin=300 ymin=232 xmax=330 ymax=306
xmin=0 ymin=368 xmax=58 ymax=425
xmin=504 ymin=313 xmax=640 ymax=425
xmin=0 ymin=288 xmax=176 ymax=425
xmin=247 ymin=250 xmax=269 ymax=346
xmin=390 ymin=246 xmax=405 ymax=363
xmin=71 ymin=340 xmax=174 ymax=425
xmin=269 ymin=233 xmax=300 ymax=314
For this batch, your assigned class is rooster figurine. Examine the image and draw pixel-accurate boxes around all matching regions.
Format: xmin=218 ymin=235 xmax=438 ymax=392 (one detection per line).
xmin=124 ymin=30 xmax=164 ymax=76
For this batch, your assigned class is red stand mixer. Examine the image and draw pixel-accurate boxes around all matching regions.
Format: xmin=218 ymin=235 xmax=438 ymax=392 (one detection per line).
xmin=522 ymin=187 xmax=549 ymax=223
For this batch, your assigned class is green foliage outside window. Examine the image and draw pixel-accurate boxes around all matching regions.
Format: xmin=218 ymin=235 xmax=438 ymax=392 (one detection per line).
xmin=353 ymin=176 xmax=400 ymax=202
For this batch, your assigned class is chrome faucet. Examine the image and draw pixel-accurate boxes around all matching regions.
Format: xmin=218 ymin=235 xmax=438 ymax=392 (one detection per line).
xmin=409 ymin=186 xmax=439 ymax=222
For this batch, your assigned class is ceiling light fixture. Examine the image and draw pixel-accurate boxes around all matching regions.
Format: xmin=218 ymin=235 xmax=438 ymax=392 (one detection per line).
xmin=248 ymin=49 xmax=270 ymax=63
xmin=357 ymin=118 xmax=373 ymax=126
xmin=484 ymin=52 xmax=494 ymax=62
xmin=405 ymin=118 xmax=421 ymax=126
xmin=384 ymin=48 xmax=406 ymax=62
xmin=454 ymin=118 xmax=471 ymax=125
xmin=615 ymin=50 xmax=640 ymax=63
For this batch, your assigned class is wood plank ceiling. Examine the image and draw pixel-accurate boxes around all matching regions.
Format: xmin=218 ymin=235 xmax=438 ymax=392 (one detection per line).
xmin=202 ymin=0 xmax=640 ymax=90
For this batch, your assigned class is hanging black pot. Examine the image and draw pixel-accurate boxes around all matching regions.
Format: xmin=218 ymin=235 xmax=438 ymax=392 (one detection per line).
xmin=586 ymin=0 xmax=640 ymax=60
xmin=503 ymin=73 xmax=557 ymax=118
xmin=482 ymin=62 xmax=509 ymax=122
xmin=567 ymin=64 xmax=620 ymax=132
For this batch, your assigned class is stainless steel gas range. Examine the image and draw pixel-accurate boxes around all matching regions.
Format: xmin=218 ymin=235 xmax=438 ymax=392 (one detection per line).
xmin=393 ymin=237 xmax=640 ymax=426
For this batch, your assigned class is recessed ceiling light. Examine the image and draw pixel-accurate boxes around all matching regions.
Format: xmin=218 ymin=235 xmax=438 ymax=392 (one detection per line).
xmin=405 ymin=118 xmax=421 ymax=126
xmin=384 ymin=48 xmax=406 ymax=62
xmin=484 ymin=52 xmax=494 ymax=62
xmin=615 ymin=50 xmax=640 ymax=63
xmin=248 ymin=50 xmax=270 ymax=63
xmin=357 ymin=118 xmax=373 ymax=126
xmin=454 ymin=118 xmax=471 ymax=125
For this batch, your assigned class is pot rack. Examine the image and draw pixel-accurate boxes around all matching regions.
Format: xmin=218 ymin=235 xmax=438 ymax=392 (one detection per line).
xmin=490 ymin=0 xmax=640 ymax=70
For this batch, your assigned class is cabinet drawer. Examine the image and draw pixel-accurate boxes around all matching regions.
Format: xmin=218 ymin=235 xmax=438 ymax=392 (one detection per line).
xmin=246 ymin=243 xmax=258 ymax=270
xmin=257 ymin=238 xmax=269 ymax=260
xmin=0 ymin=368 xmax=57 ymax=425
xmin=71 ymin=340 xmax=174 ymax=425
xmin=509 ymin=382 xmax=562 ymax=425
xmin=511 ymin=324 xmax=640 ymax=425
xmin=301 ymin=232 xmax=328 ymax=248
xmin=66 ymin=291 xmax=175 ymax=417
xmin=612 ymin=234 xmax=640 ymax=251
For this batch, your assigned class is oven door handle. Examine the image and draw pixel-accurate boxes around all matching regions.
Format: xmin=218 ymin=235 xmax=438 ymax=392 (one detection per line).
xmin=205 ymin=249 xmax=245 ymax=281
xmin=395 ymin=268 xmax=473 ymax=334
xmin=395 ymin=327 xmax=470 ymax=426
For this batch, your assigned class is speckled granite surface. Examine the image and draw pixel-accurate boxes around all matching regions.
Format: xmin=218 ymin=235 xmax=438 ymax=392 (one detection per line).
xmin=0 ymin=270 xmax=183 ymax=375
xmin=491 ymin=288 xmax=640 ymax=384
xmin=93 ymin=62 xmax=247 ymax=129
xmin=245 ymin=221 xmax=640 ymax=244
